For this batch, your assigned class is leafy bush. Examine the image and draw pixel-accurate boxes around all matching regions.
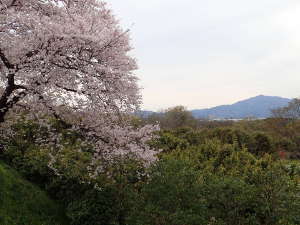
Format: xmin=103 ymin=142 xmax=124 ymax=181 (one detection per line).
xmin=130 ymin=159 xmax=209 ymax=225
xmin=3 ymin=116 xmax=300 ymax=225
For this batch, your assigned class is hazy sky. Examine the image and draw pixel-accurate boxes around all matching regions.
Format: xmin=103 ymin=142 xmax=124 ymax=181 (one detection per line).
xmin=108 ymin=0 xmax=300 ymax=111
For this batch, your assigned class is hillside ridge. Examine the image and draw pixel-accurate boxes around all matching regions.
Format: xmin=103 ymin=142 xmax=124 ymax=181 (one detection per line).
xmin=0 ymin=161 xmax=69 ymax=225
xmin=140 ymin=95 xmax=292 ymax=119
xmin=191 ymin=95 xmax=291 ymax=119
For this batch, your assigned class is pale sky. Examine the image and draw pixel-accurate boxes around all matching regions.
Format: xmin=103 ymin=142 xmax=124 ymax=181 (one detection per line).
xmin=108 ymin=0 xmax=300 ymax=111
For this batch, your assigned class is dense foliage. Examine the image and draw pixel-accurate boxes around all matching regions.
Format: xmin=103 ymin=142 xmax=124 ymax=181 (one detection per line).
xmin=1 ymin=113 xmax=300 ymax=225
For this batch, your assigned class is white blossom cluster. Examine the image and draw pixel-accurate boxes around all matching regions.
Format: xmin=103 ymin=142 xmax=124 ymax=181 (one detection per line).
xmin=0 ymin=0 xmax=160 ymax=175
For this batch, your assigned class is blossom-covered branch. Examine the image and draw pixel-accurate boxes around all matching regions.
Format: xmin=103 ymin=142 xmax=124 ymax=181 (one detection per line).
xmin=0 ymin=0 xmax=160 ymax=174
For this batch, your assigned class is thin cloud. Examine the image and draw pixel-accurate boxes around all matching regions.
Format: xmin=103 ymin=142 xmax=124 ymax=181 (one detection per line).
xmin=109 ymin=0 xmax=300 ymax=110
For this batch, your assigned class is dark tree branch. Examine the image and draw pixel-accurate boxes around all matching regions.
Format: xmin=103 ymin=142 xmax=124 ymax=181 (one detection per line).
xmin=0 ymin=91 xmax=27 ymax=123
xmin=0 ymin=48 xmax=14 ymax=70
xmin=14 ymin=84 xmax=28 ymax=90
xmin=6 ymin=91 xmax=27 ymax=109
xmin=0 ymin=74 xmax=15 ymax=121
xmin=0 ymin=0 xmax=20 ymax=12
xmin=0 ymin=48 xmax=27 ymax=123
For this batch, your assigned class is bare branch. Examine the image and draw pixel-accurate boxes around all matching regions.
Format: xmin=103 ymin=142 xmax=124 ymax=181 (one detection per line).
xmin=0 ymin=48 xmax=14 ymax=70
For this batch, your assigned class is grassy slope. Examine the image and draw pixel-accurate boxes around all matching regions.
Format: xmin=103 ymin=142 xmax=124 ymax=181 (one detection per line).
xmin=0 ymin=161 xmax=69 ymax=225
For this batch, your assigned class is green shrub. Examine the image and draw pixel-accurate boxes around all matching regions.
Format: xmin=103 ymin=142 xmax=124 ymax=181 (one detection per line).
xmin=130 ymin=159 xmax=209 ymax=225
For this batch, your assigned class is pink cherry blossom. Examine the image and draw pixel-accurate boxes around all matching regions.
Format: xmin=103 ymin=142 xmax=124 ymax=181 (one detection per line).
xmin=0 ymin=0 xmax=160 ymax=175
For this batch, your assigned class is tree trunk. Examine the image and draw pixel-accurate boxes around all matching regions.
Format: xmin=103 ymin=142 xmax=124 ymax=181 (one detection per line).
xmin=0 ymin=49 xmax=17 ymax=124
xmin=0 ymin=74 xmax=15 ymax=123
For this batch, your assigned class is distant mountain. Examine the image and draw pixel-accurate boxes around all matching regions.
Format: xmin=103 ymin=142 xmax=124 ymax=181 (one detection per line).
xmin=191 ymin=95 xmax=291 ymax=119
xmin=135 ymin=110 xmax=155 ymax=118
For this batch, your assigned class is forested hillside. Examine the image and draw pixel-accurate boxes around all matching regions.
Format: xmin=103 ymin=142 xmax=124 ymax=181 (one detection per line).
xmin=0 ymin=107 xmax=299 ymax=224
xmin=191 ymin=95 xmax=291 ymax=119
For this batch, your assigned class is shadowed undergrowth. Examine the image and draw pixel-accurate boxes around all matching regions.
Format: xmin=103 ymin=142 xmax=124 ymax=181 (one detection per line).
xmin=0 ymin=160 xmax=69 ymax=225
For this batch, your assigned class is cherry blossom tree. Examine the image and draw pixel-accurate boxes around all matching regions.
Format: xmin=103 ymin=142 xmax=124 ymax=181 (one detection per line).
xmin=0 ymin=0 xmax=159 ymax=171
